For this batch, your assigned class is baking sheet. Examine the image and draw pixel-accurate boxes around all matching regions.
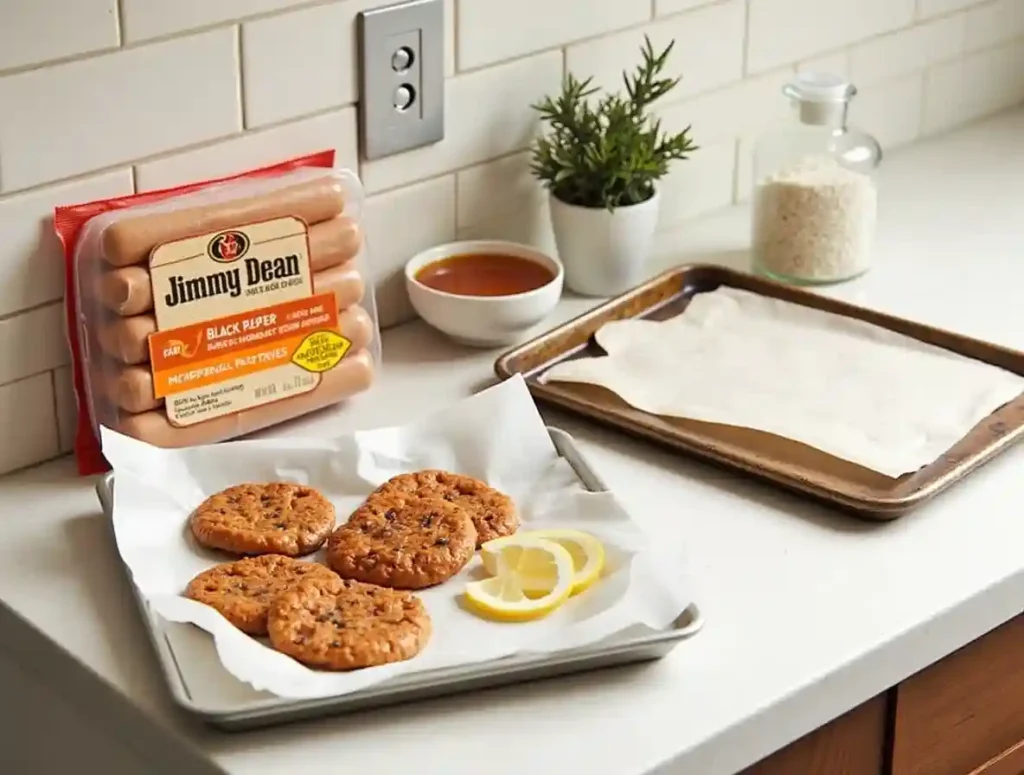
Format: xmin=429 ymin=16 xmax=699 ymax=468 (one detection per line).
xmin=99 ymin=376 xmax=692 ymax=701
xmin=542 ymin=286 xmax=1024 ymax=478
xmin=494 ymin=264 xmax=1024 ymax=518
xmin=94 ymin=430 xmax=704 ymax=729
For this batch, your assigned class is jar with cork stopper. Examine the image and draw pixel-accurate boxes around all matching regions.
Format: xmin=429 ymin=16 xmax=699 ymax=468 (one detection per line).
xmin=751 ymin=72 xmax=882 ymax=285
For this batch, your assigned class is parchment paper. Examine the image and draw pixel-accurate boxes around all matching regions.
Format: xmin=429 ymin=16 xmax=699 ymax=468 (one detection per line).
xmin=543 ymin=287 xmax=1024 ymax=478
xmin=100 ymin=376 xmax=690 ymax=700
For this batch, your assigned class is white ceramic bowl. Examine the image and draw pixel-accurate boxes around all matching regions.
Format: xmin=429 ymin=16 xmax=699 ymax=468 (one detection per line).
xmin=405 ymin=240 xmax=564 ymax=348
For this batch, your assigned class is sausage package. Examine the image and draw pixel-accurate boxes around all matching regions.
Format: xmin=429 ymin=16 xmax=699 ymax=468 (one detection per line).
xmin=55 ymin=152 xmax=381 ymax=475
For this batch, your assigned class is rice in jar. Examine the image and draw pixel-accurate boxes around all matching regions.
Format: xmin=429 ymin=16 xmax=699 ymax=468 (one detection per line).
xmin=750 ymin=72 xmax=881 ymax=285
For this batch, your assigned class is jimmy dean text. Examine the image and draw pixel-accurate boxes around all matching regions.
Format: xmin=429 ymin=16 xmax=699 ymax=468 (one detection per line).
xmin=164 ymin=255 xmax=301 ymax=308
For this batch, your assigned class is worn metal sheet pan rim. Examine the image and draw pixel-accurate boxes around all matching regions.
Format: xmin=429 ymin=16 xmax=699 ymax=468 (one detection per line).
xmin=94 ymin=427 xmax=703 ymax=729
xmin=494 ymin=264 xmax=1024 ymax=519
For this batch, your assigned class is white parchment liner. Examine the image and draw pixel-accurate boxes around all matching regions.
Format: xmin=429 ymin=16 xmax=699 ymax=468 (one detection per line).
xmin=101 ymin=376 xmax=691 ymax=700
xmin=544 ymin=288 xmax=1024 ymax=477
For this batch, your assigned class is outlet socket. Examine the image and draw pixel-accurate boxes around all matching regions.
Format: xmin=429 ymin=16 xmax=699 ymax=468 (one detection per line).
xmin=358 ymin=0 xmax=445 ymax=161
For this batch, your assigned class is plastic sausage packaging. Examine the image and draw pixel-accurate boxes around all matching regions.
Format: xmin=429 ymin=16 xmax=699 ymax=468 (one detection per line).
xmin=55 ymin=151 xmax=381 ymax=475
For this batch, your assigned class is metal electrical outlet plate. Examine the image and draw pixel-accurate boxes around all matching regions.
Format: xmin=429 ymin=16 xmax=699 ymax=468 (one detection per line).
xmin=358 ymin=0 xmax=445 ymax=161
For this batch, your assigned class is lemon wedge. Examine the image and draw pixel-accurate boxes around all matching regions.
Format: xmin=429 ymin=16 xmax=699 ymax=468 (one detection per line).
xmin=482 ymin=529 xmax=605 ymax=595
xmin=463 ymin=537 xmax=574 ymax=622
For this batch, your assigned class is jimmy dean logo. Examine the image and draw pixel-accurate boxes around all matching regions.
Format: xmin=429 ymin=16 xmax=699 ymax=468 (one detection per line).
xmin=208 ymin=230 xmax=250 ymax=263
xmin=163 ymin=254 xmax=302 ymax=308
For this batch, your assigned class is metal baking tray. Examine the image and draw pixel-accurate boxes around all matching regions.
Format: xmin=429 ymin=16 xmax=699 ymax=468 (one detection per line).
xmin=495 ymin=264 xmax=1024 ymax=519
xmin=95 ymin=426 xmax=703 ymax=731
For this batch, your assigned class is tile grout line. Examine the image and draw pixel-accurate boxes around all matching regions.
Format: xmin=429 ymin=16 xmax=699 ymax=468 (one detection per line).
xmin=366 ymin=148 xmax=534 ymax=200
xmin=235 ymin=24 xmax=248 ymax=130
xmin=451 ymin=170 xmax=461 ymax=233
xmin=0 ymin=40 xmax=998 ymax=207
xmin=453 ymin=0 xmax=734 ymax=76
xmin=918 ymin=62 xmax=931 ymax=139
xmin=0 ymin=103 xmax=357 ymax=201
xmin=0 ymin=0 xmax=994 ymax=85
xmin=48 ymin=369 xmax=64 ymax=457
xmin=0 ymin=7 xmax=1014 ymax=204
xmin=741 ymin=0 xmax=752 ymax=76
xmin=0 ymin=0 xmax=339 ymax=78
xmin=1 ymin=0 xmax=725 ymax=82
xmin=114 ymin=0 xmax=126 ymax=46
xmin=0 ymin=365 xmax=70 ymax=392
xmin=0 ymin=298 xmax=65 ymax=324
xmin=452 ymin=0 xmax=461 ymax=74
xmin=730 ymin=138 xmax=743 ymax=204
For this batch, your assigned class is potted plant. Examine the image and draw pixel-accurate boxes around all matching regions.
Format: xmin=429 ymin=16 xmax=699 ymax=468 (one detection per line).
xmin=530 ymin=37 xmax=697 ymax=297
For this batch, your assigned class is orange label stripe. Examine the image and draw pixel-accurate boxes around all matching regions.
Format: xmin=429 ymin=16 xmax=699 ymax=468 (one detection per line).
xmin=149 ymin=292 xmax=339 ymax=371
xmin=152 ymin=335 xmax=311 ymax=398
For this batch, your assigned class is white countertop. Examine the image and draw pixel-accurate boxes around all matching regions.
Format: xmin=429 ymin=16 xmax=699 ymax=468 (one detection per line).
xmin=2 ymin=109 xmax=1024 ymax=775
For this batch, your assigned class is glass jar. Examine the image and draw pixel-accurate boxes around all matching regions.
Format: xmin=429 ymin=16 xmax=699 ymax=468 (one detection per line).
xmin=751 ymin=72 xmax=882 ymax=285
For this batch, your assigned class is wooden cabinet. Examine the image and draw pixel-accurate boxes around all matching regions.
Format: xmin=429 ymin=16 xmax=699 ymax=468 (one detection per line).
xmin=743 ymin=612 xmax=1024 ymax=775
xmin=892 ymin=614 xmax=1024 ymax=775
xmin=740 ymin=695 xmax=888 ymax=775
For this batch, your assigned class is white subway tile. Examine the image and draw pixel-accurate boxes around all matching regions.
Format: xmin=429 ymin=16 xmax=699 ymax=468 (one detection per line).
xmin=851 ymin=74 xmax=924 ymax=151
xmin=242 ymin=0 xmax=455 ymax=127
xmin=797 ymin=50 xmax=851 ymax=79
xmin=455 ymin=151 xmax=555 ymax=255
xmin=0 ymin=0 xmax=118 ymax=71
xmin=657 ymin=140 xmax=736 ymax=229
xmin=135 ymin=109 xmax=358 ymax=191
xmin=0 ymin=29 xmax=240 ymax=192
xmin=443 ymin=0 xmax=456 ymax=77
xmin=566 ymin=0 xmax=745 ymax=103
xmin=658 ymin=68 xmax=793 ymax=147
xmin=655 ymin=0 xmax=722 ymax=16
xmin=242 ymin=3 xmax=351 ymax=127
xmin=363 ymin=176 xmax=456 ymax=328
xmin=53 ymin=366 xmax=77 ymax=454
xmin=850 ymin=15 xmax=965 ymax=86
xmin=917 ymin=0 xmax=985 ymax=20
xmin=121 ymin=0 xmax=311 ymax=42
xmin=925 ymin=40 xmax=1024 ymax=134
xmin=456 ymin=205 xmax=557 ymax=258
xmin=923 ymin=42 xmax=1024 ymax=133
xmin=659 ymin=71 xmax=791 ymax=205
xmin=0 ymin=303 xmax=69 ymax=384
xmin=0 ymin=373 xmax=60 ymax=475
xmin=0 ymin=170 xmax=132 ymax=318
xmin=748 ymin=0 xmax=915 ymax=74
xmin=965 ymin=0 xmax=1024 ymax=52
xmin=735 ymin=136 xmax=756 ymax=202
xmin=456 ymin=152 xmax=543 ymax=229
xmin=361 ymin=51 xmax=562 ymax=193
xmin=457 ymin=0 xmax=648 ymax=71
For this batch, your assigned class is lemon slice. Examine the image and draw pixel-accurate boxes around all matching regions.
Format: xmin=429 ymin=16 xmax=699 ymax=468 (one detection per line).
xmin=482 ymin=529 xmax=605 ymax=595
xmin=463 ymin=537 xmax=574 ymax=622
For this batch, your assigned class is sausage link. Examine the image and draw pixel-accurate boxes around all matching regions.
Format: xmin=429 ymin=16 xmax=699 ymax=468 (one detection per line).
xmin=103 ymin=305 xmax=376 ymax=413
xmin=93 ymin=216 xmax=362 ymax=316
xmin=114 ymin=349 xmax=375 ymax=447
xmin=308 ymin=215 xmax=362 ymax=273
xmin=101 ymin=177 xmax=346 ymax=267
xmin=95 ymin=261 xmax=366 ymax=365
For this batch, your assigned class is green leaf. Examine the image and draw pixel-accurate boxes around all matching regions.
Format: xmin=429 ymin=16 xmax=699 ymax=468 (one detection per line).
xmin=528 ymin=34 xmax=697 ymax=209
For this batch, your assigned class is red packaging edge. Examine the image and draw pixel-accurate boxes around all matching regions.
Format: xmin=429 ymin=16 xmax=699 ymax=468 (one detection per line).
xmin=53 ymin=150 xmax=337 ymax=476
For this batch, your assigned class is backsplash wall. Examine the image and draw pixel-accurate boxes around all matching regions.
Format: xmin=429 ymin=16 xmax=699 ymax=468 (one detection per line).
xmin=1 ymin=0 xmax=1022 ymax=475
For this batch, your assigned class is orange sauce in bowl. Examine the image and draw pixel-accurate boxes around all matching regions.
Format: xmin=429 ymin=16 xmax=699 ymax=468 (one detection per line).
xmin=415 ymin=253 xmax=555 ymax=297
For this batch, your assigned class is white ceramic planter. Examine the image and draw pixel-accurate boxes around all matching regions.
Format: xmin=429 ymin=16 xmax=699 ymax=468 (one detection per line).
xmin=549 ymin=188 xmax=660 ymax=297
